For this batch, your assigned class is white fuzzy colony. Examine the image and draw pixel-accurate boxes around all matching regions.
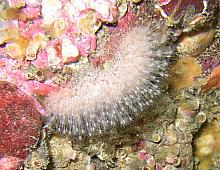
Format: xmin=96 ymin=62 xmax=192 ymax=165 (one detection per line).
xmin=45 ymin=26 xmax=170 ymax=138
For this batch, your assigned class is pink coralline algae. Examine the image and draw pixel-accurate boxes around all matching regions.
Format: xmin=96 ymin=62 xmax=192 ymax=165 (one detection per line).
xmin=0 ymin=0 xmax=129 ymax=96
xmin=0 ymin=81 xmax=44 ymax=169
xmin=0 ymin=56 xmax=58 ymax=96
xmin=202 ymin=58 xmax=220 ymax=72
xmin=200 ymin=38 xmax=220 ymax=72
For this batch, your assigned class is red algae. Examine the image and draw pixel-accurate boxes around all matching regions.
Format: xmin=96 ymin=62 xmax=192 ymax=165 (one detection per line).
xmin=157 ymin=0 xmax=205 ymax=17
xmin=0 ymin=81 xmax=43 ymax=168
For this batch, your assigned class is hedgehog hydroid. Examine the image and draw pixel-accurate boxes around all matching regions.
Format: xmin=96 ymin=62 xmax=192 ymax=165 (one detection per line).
xmin=45 ymin=26 xmax=170 ymax=138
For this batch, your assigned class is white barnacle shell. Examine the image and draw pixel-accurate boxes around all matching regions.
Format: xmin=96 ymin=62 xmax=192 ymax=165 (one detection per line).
xmin=24 ymin=0 xmax=41 ymax=7
xmin=41 ymin=0 xmax=62 ymax=26
xmin=26 ymin=40 xmax=40 ymax=60
xmin=46 ymin=46 xmax=61 ymax=66
xmin=94 ymin=0 xmax=110 ymax=18
xmin=61 ymin=38 xmax=79 ymax=61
